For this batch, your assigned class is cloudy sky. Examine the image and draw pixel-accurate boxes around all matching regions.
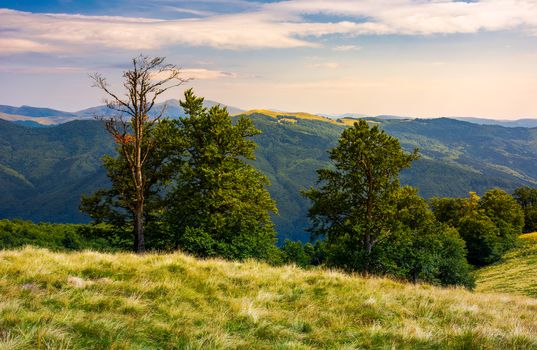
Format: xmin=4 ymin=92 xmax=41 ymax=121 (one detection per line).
xmin=1 ymin=0 xmax=537 ymax=119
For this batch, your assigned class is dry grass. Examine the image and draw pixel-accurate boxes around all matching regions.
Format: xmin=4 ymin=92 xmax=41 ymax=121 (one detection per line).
xmin=239 ymin=110 xmax=381 ymax=128
xmin=240 ymin=109 xmax=343 ymax=125
xmin=476 ymin=232 xmax=537 ymax=298
xmin=1 ymin=247 xmax=537 ymax=349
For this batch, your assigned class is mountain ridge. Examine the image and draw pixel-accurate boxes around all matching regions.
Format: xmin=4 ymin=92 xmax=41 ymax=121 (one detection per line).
xmin=3 ymin=102 xmax=537 ymax=128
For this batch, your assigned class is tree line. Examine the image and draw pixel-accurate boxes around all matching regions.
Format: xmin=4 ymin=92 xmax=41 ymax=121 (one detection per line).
xmin=78 ymin=56 xmax=537 ymax=289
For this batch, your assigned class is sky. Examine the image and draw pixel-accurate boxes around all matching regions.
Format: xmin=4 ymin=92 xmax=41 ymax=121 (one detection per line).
xmin=1 ymin=0 xmax=537 ymax=119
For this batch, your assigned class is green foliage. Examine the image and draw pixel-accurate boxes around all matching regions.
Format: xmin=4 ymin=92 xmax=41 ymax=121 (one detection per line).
xmin=304 ymin=120 xmax=419 ymax=274
xmin=0 ymin=219 xmax=117 ymax=251
xmin=166 ymin=89 xmax=279 ymax=261
xmin=513 ymin=186 xmax=537 ymax=232
xmin=386 ymin=187 xmax=475 ymax=288
xmin=458 ymin=214 xmax=503 ymax=266
xmin=480 ymin=188 xmax=524 ymax=249
xmin=432 ymin=189 xmax=524 ymax=266
xmin=303 ymin=122 xmax=473 ymax=287
xmin=279 ymin=239 xmax=324 ymax=268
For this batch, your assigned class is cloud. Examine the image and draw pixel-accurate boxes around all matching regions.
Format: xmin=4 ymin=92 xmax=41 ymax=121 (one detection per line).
xmin=1 ymin=1 xmax=537 ymax=54
xmin=0 ymin=65 xmax=84 ymax=73
xmin=181 ymin=68 xmax=237 ymax=79
xmin=0 ymin=8 xmax=319 ymax=52
xmin=0 ymin=38 xmax=59 ymax=55
xmin=149 ymin=67 xmax=236 ymax=81
xmin=307 ymin=62 xmax=340 ymax=69
xmin=268 ymin=0 xmax=537 ymax=35
xmin=333 ymin=45 xmax=362 ymax=52
xmin=160 ymin=6 xmax=215 ymax=17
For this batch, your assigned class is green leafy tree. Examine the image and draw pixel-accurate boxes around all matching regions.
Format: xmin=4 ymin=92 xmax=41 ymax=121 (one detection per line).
xmin=432 ymin=190 xmax=522 ymax=266
xmin=429 ymin=193 xmax=478 ymax=227
xmin=480 ymin=188 xmax=524 ymax=249
xmin=280 ymin=239 xmax=315 ymax=267
xmin=83 ymin=56 xmax=187 ymax=253
xmin=513 ymin=186 xmax=537 ymax=232
xmin=387 ymin=187 xmax=474 ymax=287
xmin=458 ymin=214 xmax=502 ymax=266
xmin=303 ymin=120 xmax=418 ymax=274
xmin=166 ymin=89 xmax=279 ymax=261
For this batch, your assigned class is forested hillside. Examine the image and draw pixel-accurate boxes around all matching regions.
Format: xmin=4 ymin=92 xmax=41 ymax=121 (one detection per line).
xmin=2 ymin=113 xmax=537 ymax=241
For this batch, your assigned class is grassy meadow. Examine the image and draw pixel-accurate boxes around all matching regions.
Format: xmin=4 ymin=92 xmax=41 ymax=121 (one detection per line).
xmin=0 ymin=247 xmax=536 ymax=349
xmin=476 ymin=232 xmax=537 ymax=298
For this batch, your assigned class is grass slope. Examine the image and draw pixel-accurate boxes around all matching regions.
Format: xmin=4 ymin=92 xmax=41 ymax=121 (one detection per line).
xmin=1 ymin=248 xmax=537 ymax=349
xmin=476 ymin=232 xmax=537 ymax=298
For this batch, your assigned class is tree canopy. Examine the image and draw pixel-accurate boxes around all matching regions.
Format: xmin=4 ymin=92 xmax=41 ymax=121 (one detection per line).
xmin=303 ymin=120 xmax=416 ymax=272
xmin=165 ymin=89 xmax=279 ymax=261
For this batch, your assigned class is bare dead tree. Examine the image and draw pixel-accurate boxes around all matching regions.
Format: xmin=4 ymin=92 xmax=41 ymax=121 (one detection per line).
xmin=90 ymin=55 xmax=189 ymax=253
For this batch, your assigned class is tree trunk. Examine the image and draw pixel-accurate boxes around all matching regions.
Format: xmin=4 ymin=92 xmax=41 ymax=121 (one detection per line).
xmin=134 ymin=204 xmax=145 ymax=253
xmin=364 ymin=232 xmax=373 ymax=274
xmin=412 ymin=270 xmax=418 ymax=284
xmin=134 ymin=115 xmax=145 ymax=253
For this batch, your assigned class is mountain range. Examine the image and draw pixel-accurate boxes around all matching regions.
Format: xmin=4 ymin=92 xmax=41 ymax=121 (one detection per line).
xmin=2 ymin=104 xmax=537 ymax=241
xmin=3 ymin=102 xmax=537 ymax=128
xmin=0 ymin=100 xmax=245 ymax=126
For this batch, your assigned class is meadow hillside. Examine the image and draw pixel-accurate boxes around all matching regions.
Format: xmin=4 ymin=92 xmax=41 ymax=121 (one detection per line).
xmin=477 ymin=232 xmax=537 ymax=298
xmin=0 ymin=247 xmax=536 ymax=349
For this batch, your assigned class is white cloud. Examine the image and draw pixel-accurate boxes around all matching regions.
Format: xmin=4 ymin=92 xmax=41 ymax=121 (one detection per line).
xmin=0 ymin=65 xmax=84 ymax=73
xmin=0 ymin=8 xmax=318 ymax=52
xmin=181 ymin=68 xmax=237 ymax=79
xmin=333 ymin=45 xmax=362 ymax=52
xmin=1 ymin=1 xmax=537 ymax=54
xmin=307 ymin=62 xmax=340 ymax=69
xmin=162 ymin=6 xmax=214 ymax=17
xmin=0 ymin=38 xmax=59 ymax=55
xmin=150 ymin=67 xmax=236 ymax=81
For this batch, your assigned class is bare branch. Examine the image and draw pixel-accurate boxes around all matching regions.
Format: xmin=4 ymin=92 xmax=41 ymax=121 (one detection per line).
xmin=90 ymin=73 xmax=136 ymax=117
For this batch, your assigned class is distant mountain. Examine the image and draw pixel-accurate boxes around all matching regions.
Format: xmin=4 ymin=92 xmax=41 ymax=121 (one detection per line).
xmin=4 ymin=101 xmax=537 ymax=129
xmin=0 ymin=112 xmax=77 ymax=125
xmin=2 ymin=112 xmax=537 ymax=241
xmin=452 ymin=117 xmax=537 ymax=128
xmin=319 ymin=113 xmax=409 ymax=121
xmin=323 ymin=112 xmax=537 ymax=128
xmin=0 ymin=105 xmax=76 ymax=118
xmin=74 ymin=99 xmax=241 ymax=119
xmin=0 ymin=100 xmax=245 ymax=126
xmin=11 ymin=120 xmax=52 ymax=128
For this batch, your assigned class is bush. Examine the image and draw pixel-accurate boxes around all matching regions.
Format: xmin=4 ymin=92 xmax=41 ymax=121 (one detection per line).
xmin=0 ymin=219 xmax=123 ymax=251
xmin=458 ymin=215 xmax=503 ymax=266
xmin=432 ymin=189 xmax=523 ymax=267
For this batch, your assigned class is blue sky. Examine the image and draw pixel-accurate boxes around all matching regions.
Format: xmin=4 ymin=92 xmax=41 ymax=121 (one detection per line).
xmin=1 ymin=0 xmax=537 ymax=119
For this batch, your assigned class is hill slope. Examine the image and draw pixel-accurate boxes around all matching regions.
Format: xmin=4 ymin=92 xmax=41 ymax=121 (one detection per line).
xmin=1 ymin=247 xmax=536 ymax=349
xmin=3 ymin=115 xmax=537 ymax=240
xmin=476 ymin=233 xmax=537 ymax=298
